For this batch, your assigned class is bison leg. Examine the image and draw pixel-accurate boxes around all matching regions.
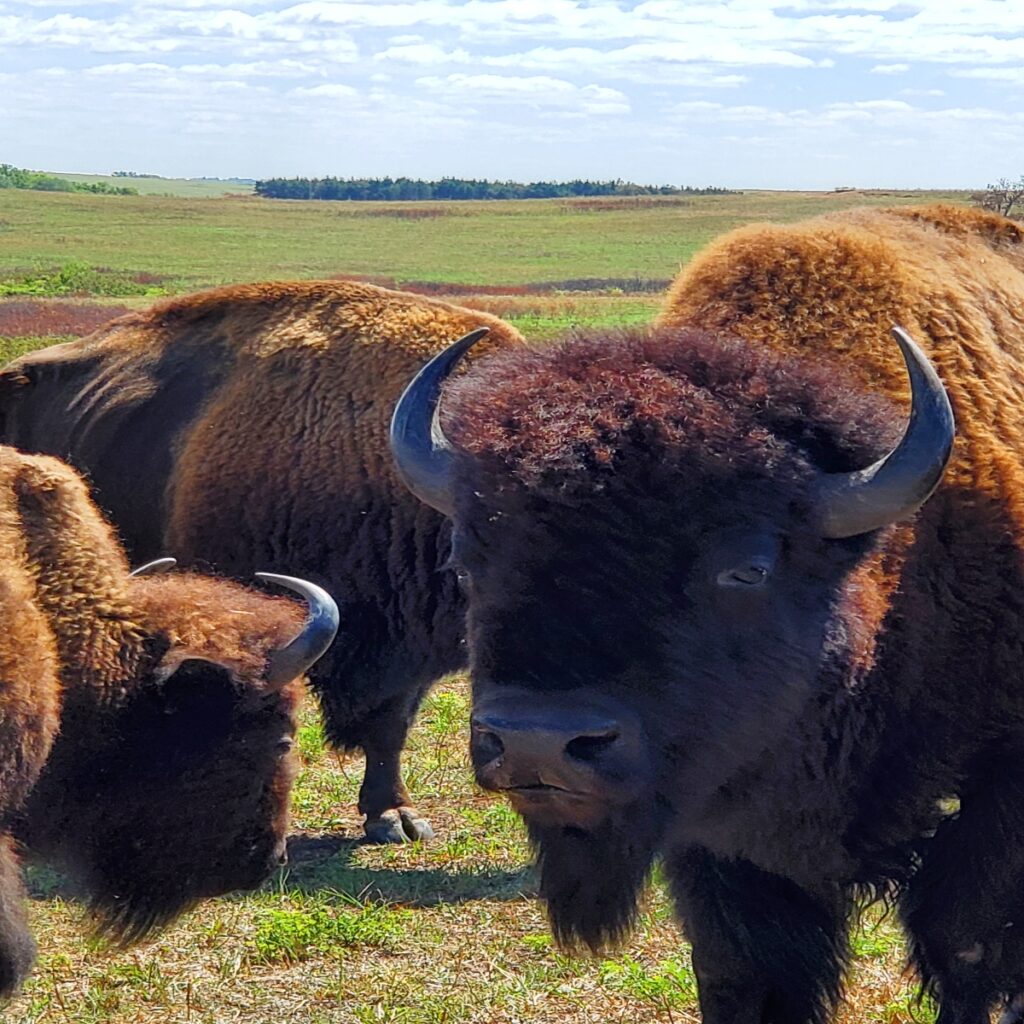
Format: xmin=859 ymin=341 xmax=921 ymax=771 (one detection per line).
xmin=312 ymin=664 xmax=436 ymax=845
xmin=0 ymin=835 xmax=35 ymax=997
xmin=356 ymin=702 xmax=434 ymax=845
xmin=900 ymin=754 xmax=1024 ymax=1024
xmin=668 ymin=846 xmax=850 ymax=1024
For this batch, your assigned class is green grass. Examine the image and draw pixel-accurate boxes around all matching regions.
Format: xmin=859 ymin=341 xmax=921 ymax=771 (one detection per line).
xmin=0 ymin=188 xmax=970 ymax=295
xmin=598 ymin=955 xmax=698 ymax=1010
xmin=0 ymin=261 xmax=167 ymax=298
xmin=49 ymin=173 xmax=256 ymax=198
xmin=252 ymin=898 xmax=410 ymax=964
xmin=0 ymin=336 xmax=70 ymax=363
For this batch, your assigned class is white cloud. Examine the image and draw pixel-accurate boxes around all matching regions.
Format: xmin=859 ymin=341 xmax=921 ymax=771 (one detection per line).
xmin=953 ymin=66 xmax=1024 ymax=83
xmin=3 ymin=0 xmax=1024 ymax=186
xmin=416 ymin=73 xmax=630 ymax=114
xmin=291 ymin=82 xmax=358 ymax=97
xmin=375 ymin=42 xmax=472 ymax=65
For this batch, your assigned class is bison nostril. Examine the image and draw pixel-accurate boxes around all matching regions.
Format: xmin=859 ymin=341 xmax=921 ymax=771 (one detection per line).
xmin=565 ymin=730 xmax=620 ymax=763
xmin=473 ymin=728 xmax=505 ymax=763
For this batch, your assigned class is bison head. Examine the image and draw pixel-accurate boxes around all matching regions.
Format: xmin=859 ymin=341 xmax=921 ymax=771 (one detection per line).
xmin=17 ymin=573 xmax=337 ymax=942
xmin=390 ymin=325 xmax=953 ymax=950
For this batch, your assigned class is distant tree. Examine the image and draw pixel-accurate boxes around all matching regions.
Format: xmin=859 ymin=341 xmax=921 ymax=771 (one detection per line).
xmin=253 ymin=175 xmax=736 ymax=202
xmin=0 ymin=163 xmax=137 ymax=195
xmin=975 ymin=176 xmax=1024 ymax=219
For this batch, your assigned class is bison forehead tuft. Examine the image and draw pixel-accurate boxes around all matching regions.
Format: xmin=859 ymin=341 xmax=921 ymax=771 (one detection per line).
xmin=442 ymin=326 xmax=903 ymax=496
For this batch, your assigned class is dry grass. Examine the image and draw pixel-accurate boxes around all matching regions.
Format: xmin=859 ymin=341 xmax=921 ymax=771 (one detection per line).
xmin=4 ymin=678 xmax=930 ymax=1024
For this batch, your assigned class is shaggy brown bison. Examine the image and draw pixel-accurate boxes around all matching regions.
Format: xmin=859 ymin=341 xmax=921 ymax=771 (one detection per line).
xmin=0 ymin=280 xmax=522 ymax=843
xmin=0 ymin=446 xmax=337 ymax=995
xmin=391 ymin=205 xmax=1024 ymax=1024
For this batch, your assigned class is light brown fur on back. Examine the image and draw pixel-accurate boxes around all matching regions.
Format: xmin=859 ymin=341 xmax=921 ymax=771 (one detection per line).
xmin=158 ymin=281 xmax=523 ymax=544
xmin=659 ymin=203 xmax=1024 ymax=529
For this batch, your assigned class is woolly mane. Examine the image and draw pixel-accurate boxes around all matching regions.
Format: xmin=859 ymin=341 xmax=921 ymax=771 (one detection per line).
xmin=444 ymin=326 xmax=902 ymax=494
xmin=130 ymin=574 xmax=307 ymax=686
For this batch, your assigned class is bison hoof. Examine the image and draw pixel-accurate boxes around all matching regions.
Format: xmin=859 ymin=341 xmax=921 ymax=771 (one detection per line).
xmin=363 ymin=808 xmax=435 ymax=844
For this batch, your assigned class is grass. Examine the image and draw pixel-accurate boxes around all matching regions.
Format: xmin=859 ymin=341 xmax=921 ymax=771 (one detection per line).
xmin=0 ymin=262 xmax=167 ymax=299
xmin=0 ymin=188 xmax=970 ymax=295
xmin=0 ymin=187 xmax=970 ymax=1022
xmin=0 ymin=186 xmax=969 ymax=345
xmin=47 ymin=173 xmax=256 ymax=198
xmin=251 ymin=898 xmax=411 ymax=965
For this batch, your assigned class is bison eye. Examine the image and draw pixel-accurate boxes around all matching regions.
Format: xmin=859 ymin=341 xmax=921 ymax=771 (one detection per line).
xmin=717 ymin=559 xmax=772 ymax=588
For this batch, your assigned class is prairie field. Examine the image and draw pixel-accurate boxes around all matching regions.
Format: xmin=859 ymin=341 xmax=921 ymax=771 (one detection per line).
xmin=38 ymin=173 xmax=257 ymax=199
xmin=0 ymin=185 xmax=968 ymax=295
xmin=0 ymin=187 xmax=967 ymax=1024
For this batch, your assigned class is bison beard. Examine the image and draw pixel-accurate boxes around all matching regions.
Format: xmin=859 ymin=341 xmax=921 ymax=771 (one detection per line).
xmin=527 ymin=798 xmax=668 ymax=953
xmin=669 ymin=847 xmax=851 ymax=1024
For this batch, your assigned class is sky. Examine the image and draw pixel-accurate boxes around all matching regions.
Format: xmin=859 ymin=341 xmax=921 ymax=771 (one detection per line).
xmin=1 ymin=0 xmax=1022 ymax=189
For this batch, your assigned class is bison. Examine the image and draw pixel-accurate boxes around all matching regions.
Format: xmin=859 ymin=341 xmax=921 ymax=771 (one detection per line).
xmin=0 ymin=280 xmax=522 ymax=843
xmin=390 ymin=205 xmax=1024 ymax=1024
xmin=0 ymin=446 xmax=337 ymax=995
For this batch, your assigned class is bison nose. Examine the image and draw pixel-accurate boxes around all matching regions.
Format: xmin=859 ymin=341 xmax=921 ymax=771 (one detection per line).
xmin=471 ymin=711 xmax=624 ymax=794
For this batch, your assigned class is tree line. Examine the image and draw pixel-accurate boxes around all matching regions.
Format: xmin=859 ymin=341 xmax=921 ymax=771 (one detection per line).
xmin=0 ymin=164 xmax=137 ymax=195
xmin=254 ymin=176 xmax=733 ymax=201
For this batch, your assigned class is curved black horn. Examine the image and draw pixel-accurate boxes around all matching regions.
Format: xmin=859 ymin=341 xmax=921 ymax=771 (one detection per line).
xmin=815 ymin=326 xmax=955 ymax=539
xmin=256 ymin=573 xmax=340 ymax=686
xmin=130 ymin=557 xmax=177 ymax=577
xmin=389 ymin=327 xmax=490 ymax=516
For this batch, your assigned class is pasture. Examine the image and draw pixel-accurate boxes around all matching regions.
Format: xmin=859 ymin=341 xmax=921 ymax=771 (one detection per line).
xmin=0 ymin=185 xmax=968 ymax=296
xmin=0 ymin=187 xmax=968 ymax=1024
xmin=37 ymin=173 xmax=257 ymax=199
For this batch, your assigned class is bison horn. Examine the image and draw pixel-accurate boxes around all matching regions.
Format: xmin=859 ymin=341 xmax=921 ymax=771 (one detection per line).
xmin=255 ymin=573 xmax=340 ymax=686
xmin=389 ymin=327 xmax=490 ymax=517
xmin=814 ymin=326 xmax=955 ymax=539
xmin=130 ymin=557 xmax=177 ymax=576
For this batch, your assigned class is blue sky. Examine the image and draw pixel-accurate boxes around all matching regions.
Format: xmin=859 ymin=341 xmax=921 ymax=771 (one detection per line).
xmin=1 ymin=0 xmax=1022 ymax=188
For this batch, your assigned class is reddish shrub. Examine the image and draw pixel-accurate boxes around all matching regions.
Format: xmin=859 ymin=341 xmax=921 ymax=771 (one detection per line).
xmin=326 ymin=275 xmax=666 ymax=297
xmin=0 ymin=301 xmax=130 ymax=339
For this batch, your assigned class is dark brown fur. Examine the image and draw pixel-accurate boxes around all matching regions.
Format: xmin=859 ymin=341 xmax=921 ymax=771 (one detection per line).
xmin=437 ymin=206 xmax=1024 ymax=1023
xmin=0 ymin=280 xmax=523 ymax=842
xmin=0 ymin=447 xmax=307 ymax=993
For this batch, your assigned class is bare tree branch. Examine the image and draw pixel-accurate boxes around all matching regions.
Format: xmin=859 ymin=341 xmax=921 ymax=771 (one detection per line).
xmin=974 ymin=176 xmax=1024 ymax=219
